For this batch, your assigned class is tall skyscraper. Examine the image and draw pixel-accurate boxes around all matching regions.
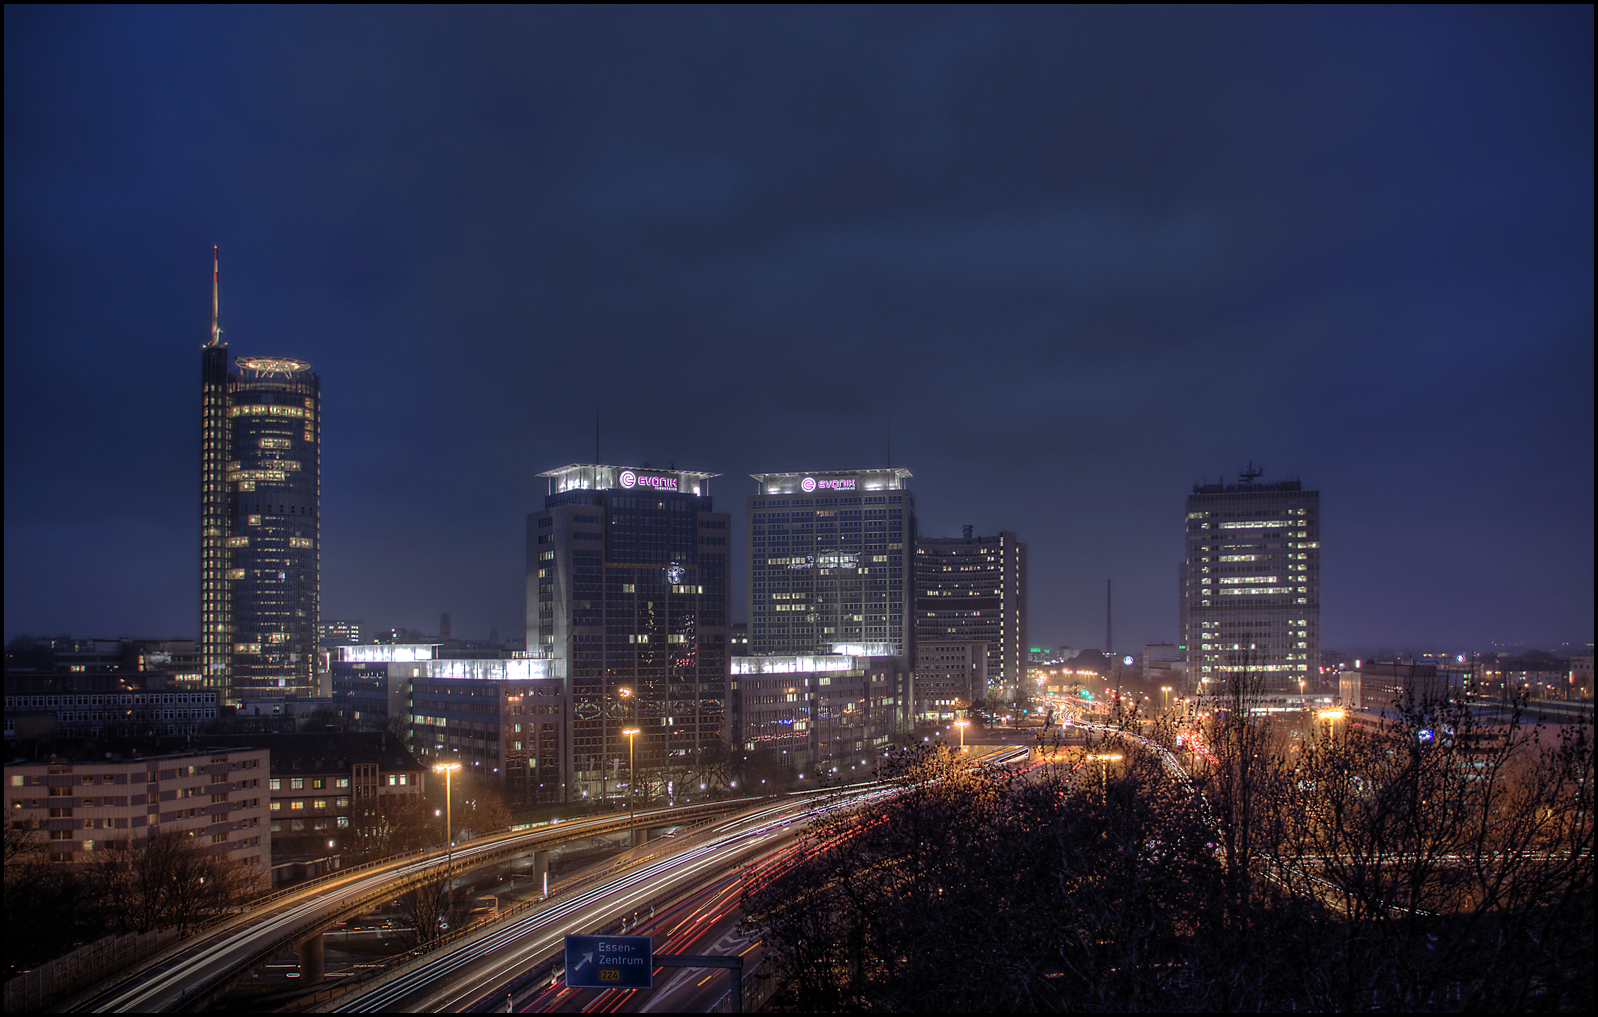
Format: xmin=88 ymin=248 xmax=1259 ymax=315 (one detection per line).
xmin=747 ymin=469 xmax=915 ymax=664
xmin=914 ymin=528 xmax=1028 ymax=703
xmin=199 ymin=250 xmax=321 ymax=702
xmin=1180 ymin=469 xmax=1319 ymax=698
xmin=529 ymin=464 xmax=730 ymax=801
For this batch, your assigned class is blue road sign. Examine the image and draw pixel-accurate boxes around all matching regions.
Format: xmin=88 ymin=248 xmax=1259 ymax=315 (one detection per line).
xmin=564 ymin=934 xmax=654 ymax=989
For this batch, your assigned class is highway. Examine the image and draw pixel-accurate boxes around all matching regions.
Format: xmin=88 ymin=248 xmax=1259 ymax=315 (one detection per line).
xmin=530 ymin=835 xmax=794 ymax=1013
xmin=72 ymin=751 xmax=1027 ymax=1013
xmin=325 ymin=783 xmax=900 ymax=1012
xmin=69 ymin=798 xmax=753 ymax=1013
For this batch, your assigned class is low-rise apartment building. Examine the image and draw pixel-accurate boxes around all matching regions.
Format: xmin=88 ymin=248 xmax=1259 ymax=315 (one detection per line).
xmin=5 ymin=747 xmax=270 ymax=870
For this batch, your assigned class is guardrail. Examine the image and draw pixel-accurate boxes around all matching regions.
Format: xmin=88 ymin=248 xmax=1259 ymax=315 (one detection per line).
xmin=171 ymin=800 xmax=753 ymax=1011
xmin=59 ymin=798 xmax=753 ymax=1013
xmin=4 ymin=928 xmax=184 ymax=1014
xmin=281 ymin=807 xmax=740 ymax=1012
xmin=454 ymin=830 xmax=791 ymax=1014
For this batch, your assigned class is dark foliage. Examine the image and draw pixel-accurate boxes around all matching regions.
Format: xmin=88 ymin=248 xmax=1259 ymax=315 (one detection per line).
xmin=745 ymin=689 xmax=1593 ymax=1012
xmin=3 ymin=826 xmax=265 ymax=975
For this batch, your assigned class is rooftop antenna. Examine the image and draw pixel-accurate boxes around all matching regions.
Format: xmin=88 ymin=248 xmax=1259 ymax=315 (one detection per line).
xmin=1106 ymin=579 xmax=1113 ymax=656
xmin=1240 ymin=461 xmax=1264 ymax=483
xmin=886 ymin=420 xmax=891 ymax=467
xmin=208 ymin=245 xmax=223 ymax=347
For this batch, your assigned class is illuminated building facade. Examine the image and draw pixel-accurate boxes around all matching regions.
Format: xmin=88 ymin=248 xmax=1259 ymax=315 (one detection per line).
xmin=529 ymin=464 xmax=730 ymax=802
xmin=4 ymin=748 xmax=269 ymax=870
xmin=912 ymin=640 xmax=990 ymax=718
xmin=1180 ymin=472 xmax=1319 ymax=698
xmin=730 ymin=652 xmax=906 ymax=768
xmin=747 ymin=469 xmax=915 ymax=664
xmin=327 ymin=645 xmax=567 ymax=802
xmin=913 ymin=528 xmax=1027 ymax=701
xmin=199 ymin=253 xmax=321 ymax=703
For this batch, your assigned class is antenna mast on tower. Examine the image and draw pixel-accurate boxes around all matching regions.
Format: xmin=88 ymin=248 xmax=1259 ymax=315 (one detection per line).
xmin=209 ymin=245 xmax=223 ymax=347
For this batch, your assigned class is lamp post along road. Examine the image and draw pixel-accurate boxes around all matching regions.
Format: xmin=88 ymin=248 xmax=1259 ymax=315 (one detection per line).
xmin=618 ymin=686 xmax=635 ymax=810
xmin=624 ymin=727 xmax=640 ymax=846
xmin=1089 ymin=752 xmax=1122 ymax=794
xmin=434 ymin=761 xmax=461 ymax=864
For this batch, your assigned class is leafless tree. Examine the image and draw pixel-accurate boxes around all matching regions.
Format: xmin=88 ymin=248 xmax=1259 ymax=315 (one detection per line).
xmin=1187 ymin=652 xmax=1291 ymax=928
xmin=744 ymin=744 xmax=1229 ymax=1010
xmin=1268 ymin=691 xmax=1594 ymax=1010
xmin=93 ymin=829 xmax=266 ymax=935
xmin=394 ymin=877 xmax=471 ymax=949
xmin=744 ymin=682 xmax=1594 ymax=1011
xmin=344 ymin=792 xmax=432 ymax=862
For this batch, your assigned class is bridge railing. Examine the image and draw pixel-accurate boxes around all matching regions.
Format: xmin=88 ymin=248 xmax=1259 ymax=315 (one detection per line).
xmin=56 ymin=797 xmax=754 ymax=1013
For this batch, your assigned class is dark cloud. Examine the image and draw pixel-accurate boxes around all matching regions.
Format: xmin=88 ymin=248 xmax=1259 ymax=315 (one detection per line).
xmin=5 ymin=6 xmax=1592 ymax=652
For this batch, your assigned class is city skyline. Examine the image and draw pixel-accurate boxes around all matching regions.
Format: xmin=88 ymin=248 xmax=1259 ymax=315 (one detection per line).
xmin=4 ymin=7 xmax=1592 ymax=655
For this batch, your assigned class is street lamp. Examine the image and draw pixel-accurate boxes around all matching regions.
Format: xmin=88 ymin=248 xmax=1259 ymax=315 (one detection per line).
xmin=623 ymin=727 xmax=640 ymax=844
xmin=1317 ymin=708 xmax=1344 ymax=741
xmin=1089 ymin=752 xmax=1123 ymax=793
xmin=954 ymin=719 xmax=970 ymax=753
xmin=434 ymin=761 xmax=461 ymax=864
xmin=614 ymin=688 xmax=634 ymax=806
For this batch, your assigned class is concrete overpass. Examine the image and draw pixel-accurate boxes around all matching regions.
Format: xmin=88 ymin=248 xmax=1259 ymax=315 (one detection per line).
xmin=64 ymin=797 xmax=757 ymax=1012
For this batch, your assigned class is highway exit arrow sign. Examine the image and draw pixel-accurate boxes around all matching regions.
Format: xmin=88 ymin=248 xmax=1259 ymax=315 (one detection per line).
xmin=564 ymin=934 xmax=654 ymax=989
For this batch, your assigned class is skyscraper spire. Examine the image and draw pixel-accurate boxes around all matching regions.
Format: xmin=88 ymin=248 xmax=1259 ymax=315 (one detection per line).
xmin=209 ymin=245 xmax=223 ymax=346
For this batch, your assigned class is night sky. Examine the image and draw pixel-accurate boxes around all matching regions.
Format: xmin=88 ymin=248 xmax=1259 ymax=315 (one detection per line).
xmin=5 ymin=7 xmax=1592 ymax=655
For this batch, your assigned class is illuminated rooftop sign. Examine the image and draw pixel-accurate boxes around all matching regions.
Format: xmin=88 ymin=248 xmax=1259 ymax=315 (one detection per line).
xmin=620 ymin=470 xmax=677 ymax=491
xmin=538 ymin=463 xmax=720 ymax=496
xmin=751 ymin=467 xmax=912 ymax=495
xmin=802 ymin=476 xmax=855 ymax=492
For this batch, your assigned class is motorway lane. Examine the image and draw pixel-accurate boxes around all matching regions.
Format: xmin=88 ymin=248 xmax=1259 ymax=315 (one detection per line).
xmin=327 ymin=786 xmax=896 ymax=1013
xmin=531 ymin=838 xmax=800 ymax=1013
xmin=518 ymin=755 xmax=1032 ymax=1014
xmin=76 ymin=800 xmax=751 ymax=1013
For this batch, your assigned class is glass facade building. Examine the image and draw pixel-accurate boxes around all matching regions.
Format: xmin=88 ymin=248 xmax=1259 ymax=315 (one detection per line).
xmin=529 ymin=464 xmax=730 ymax=802
xmin=914 ymin=529 xmax=1028 ymax=702
xmin=200 ymin=316 xmax=320 ymax=702
xmin=747 ymin=469 xmax=915 ymax=664
xmin=1179 ymin=475 xmax=1320 ymax=698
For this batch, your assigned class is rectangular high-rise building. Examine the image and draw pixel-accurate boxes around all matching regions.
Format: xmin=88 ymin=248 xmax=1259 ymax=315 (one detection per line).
xmin=747 ymin=469 xmax=915 ymax=665
xmin=199 ymin=250 xmax=320 ymax=704
xmin=529 ymin=464 xmax=730 ymax=802
xmin=1180 ymin=471 xmax=1320 ymax=698
xmin=914 ymin=529 xmax=1028 ymax=704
